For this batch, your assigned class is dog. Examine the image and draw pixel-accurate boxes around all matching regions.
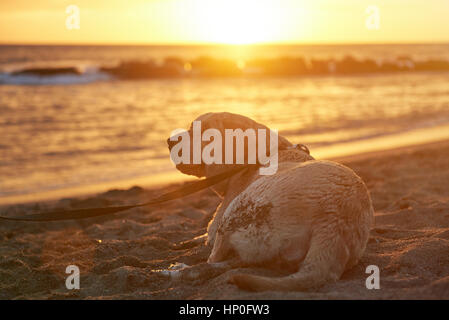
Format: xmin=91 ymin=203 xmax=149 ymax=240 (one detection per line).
xmin=167 ymin=112 xmax=374 ymax=291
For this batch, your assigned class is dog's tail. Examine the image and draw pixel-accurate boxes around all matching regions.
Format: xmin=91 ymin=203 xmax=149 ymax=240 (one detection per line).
xmin=230 ymin=269 xmax=336 ymax=292
xmin=230 ymin=223 xmax=353 ymax=292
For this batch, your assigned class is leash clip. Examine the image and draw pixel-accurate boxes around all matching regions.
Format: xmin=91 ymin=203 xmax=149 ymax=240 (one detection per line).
xmin=290 ymin=143 xmax=310 ymax=155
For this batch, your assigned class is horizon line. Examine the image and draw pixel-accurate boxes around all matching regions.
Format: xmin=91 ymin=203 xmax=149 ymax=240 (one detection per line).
xmin=1 ymin=41 xmax=449 ymax=47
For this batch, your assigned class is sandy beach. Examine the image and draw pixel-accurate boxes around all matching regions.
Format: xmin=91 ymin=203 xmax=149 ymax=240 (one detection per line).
xmin=1 ymin=139 xmax=448 ymax=300
xmin=2 ymin=0 xmax=449 ymax=305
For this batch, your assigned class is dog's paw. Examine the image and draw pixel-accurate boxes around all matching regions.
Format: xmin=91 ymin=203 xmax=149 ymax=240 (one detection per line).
xmin=151 ymin=262 xmax=190 ymax=279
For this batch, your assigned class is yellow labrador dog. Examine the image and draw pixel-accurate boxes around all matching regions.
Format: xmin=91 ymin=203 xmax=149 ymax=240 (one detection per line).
xmin=167 ymin=112 xmax=373 ymax=291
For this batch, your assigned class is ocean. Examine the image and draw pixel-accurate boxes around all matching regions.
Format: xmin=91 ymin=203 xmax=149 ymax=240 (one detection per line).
xmin=1 ymin=44 xmax=449 ymax=204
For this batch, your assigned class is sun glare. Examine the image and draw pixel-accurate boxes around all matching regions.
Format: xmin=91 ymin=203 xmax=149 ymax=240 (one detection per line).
xmin=194 ymin=0 xmax=283 ymax=44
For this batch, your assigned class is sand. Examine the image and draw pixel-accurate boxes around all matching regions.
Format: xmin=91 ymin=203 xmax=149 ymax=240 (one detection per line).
xmin=1 ymin=140 xmax=449 ymax=300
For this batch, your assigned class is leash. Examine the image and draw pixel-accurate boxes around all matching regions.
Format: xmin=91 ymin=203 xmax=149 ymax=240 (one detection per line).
xmin=0 ymin=165 xmax=253 ymax=222
xmin=0 ymin=143 xmax=310 ymax=222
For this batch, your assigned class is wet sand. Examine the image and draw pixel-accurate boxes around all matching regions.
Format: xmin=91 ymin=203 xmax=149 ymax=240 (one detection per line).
xmin=1 ymin=140 xmax=449 ymax=299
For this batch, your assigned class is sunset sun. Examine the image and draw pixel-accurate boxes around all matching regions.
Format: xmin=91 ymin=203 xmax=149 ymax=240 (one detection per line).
xmin=192 ymin=0 xmax=284 ymax=44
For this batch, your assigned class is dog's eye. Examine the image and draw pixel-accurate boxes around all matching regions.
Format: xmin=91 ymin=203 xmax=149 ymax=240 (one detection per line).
xmin=296 ymin=144 xmax=310 ymax=155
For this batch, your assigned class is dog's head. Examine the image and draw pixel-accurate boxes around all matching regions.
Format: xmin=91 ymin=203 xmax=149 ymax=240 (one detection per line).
xmin=167 ymin=112 xmax=295 ymax=178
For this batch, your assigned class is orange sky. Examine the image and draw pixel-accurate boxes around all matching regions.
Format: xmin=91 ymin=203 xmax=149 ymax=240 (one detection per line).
xmin=1 ymin=0 xmax=448 ymax=44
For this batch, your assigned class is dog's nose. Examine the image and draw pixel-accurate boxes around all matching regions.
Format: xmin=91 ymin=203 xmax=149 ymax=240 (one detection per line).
xmin=167 ymin=137 xmax=180 ymax=150
xmin=167 ymin=137 xmax=173 ymax=149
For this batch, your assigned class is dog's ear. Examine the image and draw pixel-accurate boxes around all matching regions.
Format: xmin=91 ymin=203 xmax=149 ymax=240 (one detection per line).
xmin=217 ymin=112 xmax=293 ymax=157
xmin=205 ymin=112 xmax=293 ymax=149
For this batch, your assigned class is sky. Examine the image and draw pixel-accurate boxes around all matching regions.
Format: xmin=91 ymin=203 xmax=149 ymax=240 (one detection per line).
xmin=1 ymin=0 xmax=448 ymax=45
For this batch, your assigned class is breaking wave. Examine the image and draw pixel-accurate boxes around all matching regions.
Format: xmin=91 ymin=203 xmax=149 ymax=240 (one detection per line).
xmin=0 ymin=66 xmax=111 ymax=85
xmin=2 ymin=55 xmax=449 ymax=85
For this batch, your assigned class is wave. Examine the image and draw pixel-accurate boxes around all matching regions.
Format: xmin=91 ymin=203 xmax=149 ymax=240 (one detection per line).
xmin=99 ymin=55 xmax=449 ymax=79
xmin=0 ymin=66 xmax=111 ymax=85
xmin=1 ymin=55 xmax=449 ymax=84
xmin=12 ymin=67 xmax=82 ymax=76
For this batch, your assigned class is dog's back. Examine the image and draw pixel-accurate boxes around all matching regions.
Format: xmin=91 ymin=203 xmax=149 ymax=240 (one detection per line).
xmin=211 ymin=160 xmax=374 ymax=291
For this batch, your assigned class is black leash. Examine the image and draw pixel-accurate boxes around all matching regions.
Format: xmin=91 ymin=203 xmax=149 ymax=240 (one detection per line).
xmin=0 ymin=143 xmax=310 ymax=222
xmin=0 ymin=165 xmax=252 ymax=222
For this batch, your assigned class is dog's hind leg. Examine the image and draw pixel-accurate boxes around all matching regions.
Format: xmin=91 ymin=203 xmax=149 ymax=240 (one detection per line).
xmin=205 ymin=202 xmax=226 ymax=246
xmin=230 ymin=219 xmax=351 ymax=292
